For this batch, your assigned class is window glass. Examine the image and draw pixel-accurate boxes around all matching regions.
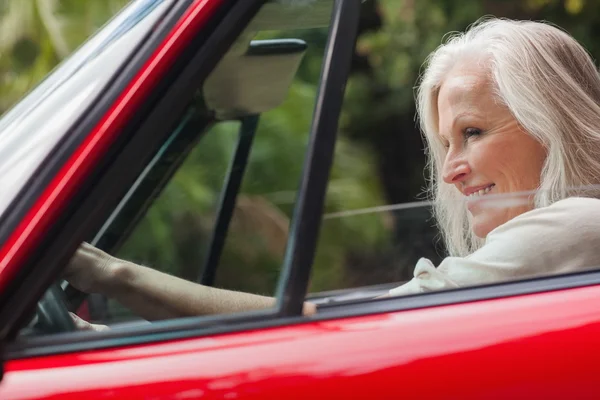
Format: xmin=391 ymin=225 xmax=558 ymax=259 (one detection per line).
xmin=310 ymin=0 xmax=600 ymax=304
xmin=102 ymin=121 xmax=240 ymax=322
xmin=63 ymin=0 xmax=333 ymax=328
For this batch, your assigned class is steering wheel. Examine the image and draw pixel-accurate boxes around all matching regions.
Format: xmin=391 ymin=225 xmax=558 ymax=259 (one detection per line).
xmin=34 ymin=283 xmax=76 ymax=334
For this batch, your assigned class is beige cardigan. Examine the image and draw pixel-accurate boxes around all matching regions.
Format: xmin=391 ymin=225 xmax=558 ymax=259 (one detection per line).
xmin=389 ymin=197 xmax=600 ymax=296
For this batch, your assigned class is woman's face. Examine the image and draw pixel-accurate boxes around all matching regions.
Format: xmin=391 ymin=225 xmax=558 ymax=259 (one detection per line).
xmin=437 ymin=63 xmax=546 ymax=238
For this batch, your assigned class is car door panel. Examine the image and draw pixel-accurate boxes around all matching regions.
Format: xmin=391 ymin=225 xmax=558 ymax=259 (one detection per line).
xmin=3 ymin=284 xmax=600 ymax=399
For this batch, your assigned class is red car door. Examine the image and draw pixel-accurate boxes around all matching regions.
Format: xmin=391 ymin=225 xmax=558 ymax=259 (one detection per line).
xmin=1 ymin=0 xmax=600 ymax=399
xmin=4 ymin=285 xmax=600 ymax=399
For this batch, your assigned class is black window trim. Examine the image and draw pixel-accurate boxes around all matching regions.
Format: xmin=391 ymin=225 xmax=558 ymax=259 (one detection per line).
xmin=7 ymin=269 xmax=600 ymax=360
xmin=275 ymin=0 xmax=362 ymax=317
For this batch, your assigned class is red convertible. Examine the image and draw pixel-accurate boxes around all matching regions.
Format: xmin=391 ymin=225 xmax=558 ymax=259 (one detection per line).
xmin=0 ymin=0 xmax=599 ymax=398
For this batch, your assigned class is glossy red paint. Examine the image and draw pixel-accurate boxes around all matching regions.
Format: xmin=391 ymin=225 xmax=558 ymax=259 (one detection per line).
xmin=0 ymin=0 xmax=223 ymax=294
xmin=3 ymin=285 xmax=600 ymax=399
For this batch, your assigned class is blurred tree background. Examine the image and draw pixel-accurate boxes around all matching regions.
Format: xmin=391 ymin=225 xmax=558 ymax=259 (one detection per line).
xmin=1 ymin=0 xmax=598 ymax=308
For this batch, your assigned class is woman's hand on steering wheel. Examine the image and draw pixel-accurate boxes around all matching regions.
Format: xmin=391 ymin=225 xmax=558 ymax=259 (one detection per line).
xmin=69 ymin=312 xmax=110 ymax=332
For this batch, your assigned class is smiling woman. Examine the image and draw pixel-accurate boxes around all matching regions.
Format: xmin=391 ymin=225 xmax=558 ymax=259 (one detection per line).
xmin=62 ymin=16 xmax=600 ymax=325
xmin=418 ymin=17 xmax=600 ymax=257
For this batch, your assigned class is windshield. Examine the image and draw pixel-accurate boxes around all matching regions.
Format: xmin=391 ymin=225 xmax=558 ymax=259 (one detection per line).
xmin=0 ymin=0 xmax=173 ymax=219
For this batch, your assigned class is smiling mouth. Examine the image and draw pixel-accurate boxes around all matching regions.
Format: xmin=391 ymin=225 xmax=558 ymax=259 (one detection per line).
xmin=466 ymin=184 xmax=495 ymax=198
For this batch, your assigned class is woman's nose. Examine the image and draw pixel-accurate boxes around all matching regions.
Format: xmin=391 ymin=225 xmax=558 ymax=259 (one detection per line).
xmin=442 ymin=152 xmax=470 ymax=184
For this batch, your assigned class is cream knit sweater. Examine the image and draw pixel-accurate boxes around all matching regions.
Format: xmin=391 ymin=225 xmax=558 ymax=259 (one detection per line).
xmin=390 ymin=197 xmax=600 ymax=296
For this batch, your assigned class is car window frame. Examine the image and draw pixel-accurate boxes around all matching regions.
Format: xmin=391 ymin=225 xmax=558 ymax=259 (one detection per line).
xmin=62 ymin=1 xmax=343 ymax=314
xmin=1 ymin=0 xmax=363 ymax=358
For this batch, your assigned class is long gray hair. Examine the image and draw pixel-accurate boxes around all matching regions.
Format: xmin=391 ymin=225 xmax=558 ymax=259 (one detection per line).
xmin=416 ymin=17 xmax=600 ymax=257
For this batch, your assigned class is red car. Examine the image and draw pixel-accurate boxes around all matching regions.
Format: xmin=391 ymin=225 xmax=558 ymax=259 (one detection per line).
xmin=0 ymin=0 xmax=599 ymax=398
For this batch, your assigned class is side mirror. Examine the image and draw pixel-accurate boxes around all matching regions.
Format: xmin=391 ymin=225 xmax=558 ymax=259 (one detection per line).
xmin=203 ymin=39 xmax=307 ymax=119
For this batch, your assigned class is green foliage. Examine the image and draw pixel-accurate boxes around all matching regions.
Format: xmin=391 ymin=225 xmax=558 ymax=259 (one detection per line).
xmin=0 ymin=0 xmax=129 ymax=113
xmin=117 ymin=74 xmax=390 ymax=294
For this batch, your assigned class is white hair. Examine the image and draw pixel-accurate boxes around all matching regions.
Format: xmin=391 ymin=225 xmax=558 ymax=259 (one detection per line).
xmin=416 ymin=17 xmax=600 ymax=257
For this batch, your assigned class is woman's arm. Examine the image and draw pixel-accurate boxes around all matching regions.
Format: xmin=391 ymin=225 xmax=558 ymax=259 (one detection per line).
xmin=65 ymin=243 xmax=316 ymax=321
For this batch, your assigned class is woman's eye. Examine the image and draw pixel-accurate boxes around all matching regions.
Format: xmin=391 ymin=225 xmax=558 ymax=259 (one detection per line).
xmin=464 ymin=128 xmax=482 ymax=138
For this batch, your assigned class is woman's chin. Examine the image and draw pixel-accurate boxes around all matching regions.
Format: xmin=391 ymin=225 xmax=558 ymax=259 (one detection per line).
xmin=470 ymin=215 xmax=498 ymax=239
xmin=471 ymin=202 xmax=535 ymax=238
